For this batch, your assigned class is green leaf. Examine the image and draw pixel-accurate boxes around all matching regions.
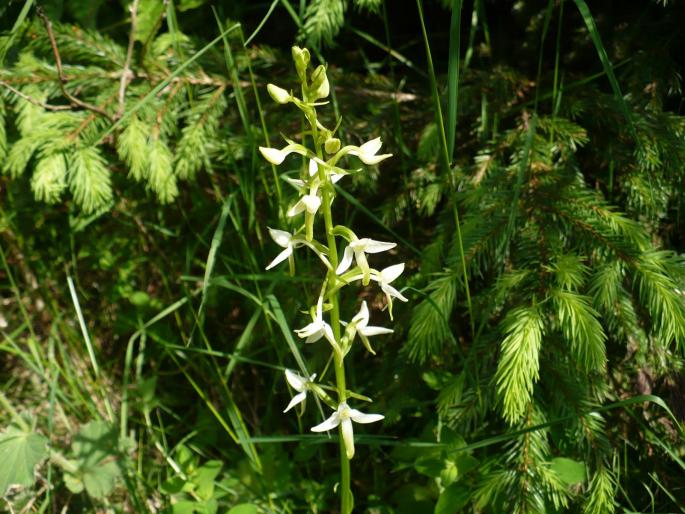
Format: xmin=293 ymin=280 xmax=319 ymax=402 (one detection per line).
xmin=414 ymin=456 xmax=444 ymax=478
xmin=434 ymin=483 xmax=469 ymax=514
xmin=178 ymin=0 xmax=207 ymax=11
xmin=0 ymin=425 xmax=48 ymax=495
xmin=65 ymin=421 xmax=122 ymax=499
xmin=550 ymin=457 xmax=587 ymax=485
xmin=194 ymin=460 xmax=222 ymax=500
xmin=227 ymin=504 xmax=258 ymax=514
xmin=134 ymin=0 xmax=165 ymax=43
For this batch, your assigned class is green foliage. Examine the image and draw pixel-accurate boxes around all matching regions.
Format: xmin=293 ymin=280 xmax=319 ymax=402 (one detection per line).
xmin=1 ymin=1 xmax=685 ymax=513
xmin=0 ymin=422 xmax=47 ymax=495
xmin=63 ymin=421 xmax=126 ymax=499
xmin=495 ymin=306 xmax=543 ymax=425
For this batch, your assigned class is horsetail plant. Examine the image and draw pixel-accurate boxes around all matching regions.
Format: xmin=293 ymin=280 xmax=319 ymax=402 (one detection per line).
xmin=260 ymin=46 xmax=405 ymax=513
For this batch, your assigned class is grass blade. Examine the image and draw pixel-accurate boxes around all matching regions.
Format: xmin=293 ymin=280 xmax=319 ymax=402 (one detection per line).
xmin=446 ymin=0 xmax=462 ymax=161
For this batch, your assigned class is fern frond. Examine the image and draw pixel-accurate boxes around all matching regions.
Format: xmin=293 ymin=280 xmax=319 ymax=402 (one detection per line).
xmin=406 ymin=275 xmax=457 ymax=363
xmin=583 ymin=464 xmax=616 ymax=514
xmin=68 ymin=146 xmax=113 ymax=213
xmin=495 ymin=306 xmax=544 ymax=424
xmin=553 ymin=290 xmax=607 ymax=371
xmin=634 ymin=250 xmax=685 ymax=349
xmin=174 ymin=89 xmax=226 ymax=180
xmin=147 ymin=138 xmax=178 ymax=203
xmin=303 ymin=0 xmax=346 ymax=47
xmin=117 ymin=116 xmax=151 ymax=181
xmin=31 ymin=152 xmax=67 ymax=203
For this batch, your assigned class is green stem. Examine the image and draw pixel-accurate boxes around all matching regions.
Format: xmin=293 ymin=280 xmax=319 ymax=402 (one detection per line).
xmin=310 ymin=100 xmax=352 ymax=514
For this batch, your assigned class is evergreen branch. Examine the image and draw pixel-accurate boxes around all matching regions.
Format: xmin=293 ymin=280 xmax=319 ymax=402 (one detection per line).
xmin=0 ymin=79 xmax=71 ymax=111
xmin=36 ymin=7 xmax=114 ymax=122
xmin=495 ymin=305 xmax=544 ymax=425
xmin=116 ymin=0 xmax=140 ymax=120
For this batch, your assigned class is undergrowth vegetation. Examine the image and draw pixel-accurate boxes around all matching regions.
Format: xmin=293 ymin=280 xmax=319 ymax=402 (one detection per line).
xmin=1 ymin=0 xmax=684 ymax=512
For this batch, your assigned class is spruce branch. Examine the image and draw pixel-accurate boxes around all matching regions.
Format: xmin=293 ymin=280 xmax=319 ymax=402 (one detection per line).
xmin=36 ymin=7 xmax=114 ymax=122
xmin=0 ymin=80 xmax=71 ymax=111
xmin=116 ymin=0 xmax=140 ymax=120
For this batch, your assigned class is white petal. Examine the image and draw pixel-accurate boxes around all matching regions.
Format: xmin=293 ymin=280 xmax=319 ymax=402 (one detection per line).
xmin=360 ymin=137 xmax=383 ymax=156
xmin=284 ymin=177 xmax=306 ymax=191
xmin=302 ymin=194 xmax=321 ymax=214
xmin=380 ymin=263 xmax=405 ymax=284
xmin=322 ymin=322 xmax=337 ymax=347
xmin=351 ymin=301 xmax=369 ymax=327
xmin=382 ymin=283 xmax=408 ymax=302
xmin=348 ymin=409 xmax=384 ymax=424
xmin=336 ymin=245 xmax=355 ymax=275
xmin=287 ymin=199 xmax=306 ymax=217
xmin=305 ymin=329 xmax=325 ymax=343
xmin=360 ymin=325 xmax=394 ymax=336
xmin=359 ymin=153 xmax=392 ymax=166
xmin=311 ymin=411 xmax=341 ymax=432
xmin=331 ymin=172 xmax=344 ymax=184
xmin=265 ymin=246 xmax=293 ymax=270
xmin=295 ymin=320 xmax=320 ymax=338
xmin=285 ymin=369 xmax=307 ymax=391
xmin=308 ymin=159 xmax=319 ymax=177
xmin=360 ymin=239 xmax=396 ymax=254
xmin=268 ymin=227 xmax=292 ymax=248
xmin=259 ymin=147 xmax=287 ymax=165
xmin=283 ymin=391 xmax=307 ymax=413
xmin=341 ymin=417 xmax=355 ymax=459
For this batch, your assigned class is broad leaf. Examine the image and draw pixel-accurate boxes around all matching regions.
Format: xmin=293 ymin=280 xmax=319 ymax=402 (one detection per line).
xmin=0 ymin=425 xmax=47 ymax=495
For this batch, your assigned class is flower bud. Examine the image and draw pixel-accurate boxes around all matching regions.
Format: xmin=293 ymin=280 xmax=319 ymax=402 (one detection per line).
xmin=325 ymin=137 xmax=341 ymax=154
xmin=308 ymin=64 xmax=330 ymax=100
xmin=292 ymin=46 xmax=310 ymax=82
xmin=267 ymin=83 xmax=291 ymax=104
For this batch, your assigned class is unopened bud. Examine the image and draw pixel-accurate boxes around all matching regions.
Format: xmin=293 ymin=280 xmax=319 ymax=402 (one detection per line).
xmin=309 ymin=64 xmax=330 ymax=100
xmin=325 ymin=137 xmax=341 ymax=154
xmin=292 ymin=46 xmax=310 ymax=82
xmin=267 ymin=84 xmax=291 ymax=104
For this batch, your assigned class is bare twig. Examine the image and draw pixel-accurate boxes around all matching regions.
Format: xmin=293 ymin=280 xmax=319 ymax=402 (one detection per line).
xmin=0 ymin=79 xmax=72 ymax=111
xmin=36 ymin=7 xmax=114 ymax=122
xmin=117 ymin=0 xmax=140 ymax=119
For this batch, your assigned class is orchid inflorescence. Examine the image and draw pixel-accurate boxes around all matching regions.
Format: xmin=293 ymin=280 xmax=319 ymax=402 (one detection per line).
xmin=260 ymin=46 xmax=407 ymax=480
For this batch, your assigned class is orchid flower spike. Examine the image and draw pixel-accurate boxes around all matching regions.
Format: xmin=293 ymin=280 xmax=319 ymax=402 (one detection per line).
xmin=283 ymin=369 xmax=317 ymax=413
xmin=348 ymin=137 xmax=392 ymax=166
xmin=294 ymin=296 xmax=337 ymax=347
xmin=311 ymin=402 xmax=384 ymax=459
xmin=346 ymin=301 xmax=393 ymax=355
xmin=265 ymin=228 xmax=331 ymax=271
xmin=336 ymin=237 xmax=396 ymax=285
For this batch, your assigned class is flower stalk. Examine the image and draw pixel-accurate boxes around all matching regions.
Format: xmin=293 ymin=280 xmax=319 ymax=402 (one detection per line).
xmin=260 ymin=46 xmax=407 ymax=513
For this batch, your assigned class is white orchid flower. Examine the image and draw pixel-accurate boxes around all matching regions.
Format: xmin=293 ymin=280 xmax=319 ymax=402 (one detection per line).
xmin=348 ymin=137 xmax=392 ymax=165
xmin=311 ymin=402 xmax=384 ymax=459
xmin=283 ymin=369 xmax=317 ymax=413
xmin=287 ymin=192 xmax=321 ymax=217
xmin=336 ymin=237 xmax=396 ymax=285
xmin=348 ymin=263 xmax=408 ymax=319
xmin=310 ymin=158 xmax=345 ymax=184
xmin=345 ymin=301 xmax=393 ymax=355
xmin=295 ymin=296 xmax=337 ymax=347
xmin=265 ymin=228 xmax=331 ymax=271
xmin=259 ymin=143 xmax=308 ymax=165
